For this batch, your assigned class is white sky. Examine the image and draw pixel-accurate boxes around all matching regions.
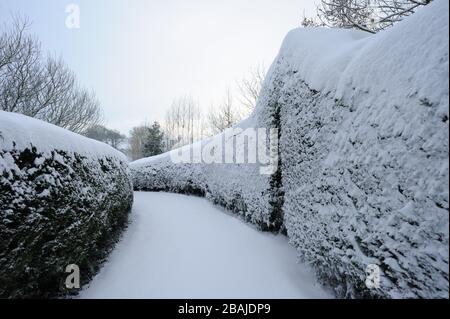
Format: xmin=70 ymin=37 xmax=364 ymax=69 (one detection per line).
xmin=0 ymin=0 xmax=317 ymax=134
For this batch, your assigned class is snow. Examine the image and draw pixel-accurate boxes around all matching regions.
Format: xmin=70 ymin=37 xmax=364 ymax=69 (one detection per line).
xmin=0 ymin=111 xmax=126 ymax=161
xmin=266 ymin=0 xmax=449 ymax=115
xmin=127 ymin=0 xmax=448 ymax=298
xmin=254 ymin=0 xmax=448 ymax=298
xmin=131 ymin=118 xmax=275 ymax=228
xmin=1 ymin=110 xmax=133 ymax=298
xmin=80 ymin=192 xmax=331 ymax=299
xmin=1 ymin=1 xmax=447 ymax=299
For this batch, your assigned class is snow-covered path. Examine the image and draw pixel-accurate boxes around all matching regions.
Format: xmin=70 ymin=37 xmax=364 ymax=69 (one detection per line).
xmin=81 ymin=192 xmax=331 ymax=299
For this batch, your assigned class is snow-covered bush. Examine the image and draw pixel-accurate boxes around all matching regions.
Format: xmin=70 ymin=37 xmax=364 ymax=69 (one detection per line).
xmin=131 ymin=127 xmax=279 ymax=230
xmin=266 ymin=0 xmax=448 ymax=298
xmin=131 ymin=0 xmax=448 ymax=298
xmin=0 ymin=111 xmax=133 ymax=298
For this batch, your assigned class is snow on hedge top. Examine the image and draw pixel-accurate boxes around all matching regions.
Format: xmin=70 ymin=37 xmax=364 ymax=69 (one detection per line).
xmin=131 ymin=113 xmax=259 ymax=168
xmin=0 ymin=111 xmax=126 ymax=161
xmin=266 ymin=0 xmax=449 ymax=115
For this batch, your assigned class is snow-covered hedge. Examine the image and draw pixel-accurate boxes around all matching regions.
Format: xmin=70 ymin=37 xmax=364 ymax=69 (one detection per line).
xmin=271 ymin=1 xmax=449 ymax=298
xmin=131 ymin=124 xmax=280 ymax=230
xmin=130 ymin=0 xmax=448 ymax=298
xmin=0 ymin=111 xmax=133 ymax=298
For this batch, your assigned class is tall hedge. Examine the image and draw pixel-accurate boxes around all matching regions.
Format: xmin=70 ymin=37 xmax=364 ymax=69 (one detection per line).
xmin=129 ymin=1 xmax=448 ymax=298
xmin=0 ymin=112 xmax=133 ymax=298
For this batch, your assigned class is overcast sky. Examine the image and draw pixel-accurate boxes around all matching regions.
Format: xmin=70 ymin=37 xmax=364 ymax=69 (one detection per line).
xmin=0 ymin=0 xmax=317 ymax=134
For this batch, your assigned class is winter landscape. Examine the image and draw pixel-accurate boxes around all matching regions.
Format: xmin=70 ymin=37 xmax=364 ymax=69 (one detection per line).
xmin=0 ymin=0 xmax=448 ymax=300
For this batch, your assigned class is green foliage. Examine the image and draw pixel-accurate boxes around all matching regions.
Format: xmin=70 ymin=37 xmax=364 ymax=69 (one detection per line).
xmin=143 ymin=122 xmax=164 ymax=157
xmin=0 ymin=147 xmax=133 ymax=298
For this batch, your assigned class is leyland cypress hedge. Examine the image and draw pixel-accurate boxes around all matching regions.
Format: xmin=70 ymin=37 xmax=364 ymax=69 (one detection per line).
xmin=0 ymin=111 xmax=133 ymax=298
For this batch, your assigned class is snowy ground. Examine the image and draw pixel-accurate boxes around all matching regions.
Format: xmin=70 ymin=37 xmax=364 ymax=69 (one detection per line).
xmin=80 ymin=192 xmax=331 ymax=299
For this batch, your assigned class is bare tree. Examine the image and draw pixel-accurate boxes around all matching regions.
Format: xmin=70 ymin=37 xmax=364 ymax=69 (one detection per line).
xmin=208 ymin=89 xmax=241 ymax=134
xmin=163 ymin=96 xmax=203 ymax=150
xmin=0 ymin=15 xmax=32 ymax=70
xmin=0 ymin=16 xmax=42 ymax=115
xmin=376 ymin=0 xmax=432 ymax=27
xmin=128 ymin=124 xmax=150 ymax=161
xmin=317 ymin=0 xmax=378 ymax=33
xmin=0 ymin=15 xmax=102 ymax=133
xmin=301 ymin=10 xmax=324 ymax=27
xmin=236 ymin=65 xmax=266 ymax=115
xmin=316 ymin=0 xmax=432 ymax=34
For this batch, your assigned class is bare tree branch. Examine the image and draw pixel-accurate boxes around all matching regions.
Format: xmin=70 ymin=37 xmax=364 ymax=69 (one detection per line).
xmin=315 ymin=0 xmax=432 ymax=33
xmin=0 ymin=15 xmax=102 ymax=133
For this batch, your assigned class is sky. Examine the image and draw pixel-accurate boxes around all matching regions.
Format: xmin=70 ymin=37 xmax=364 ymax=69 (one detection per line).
xmin=0 ymin=0 xmax=317 ymax=135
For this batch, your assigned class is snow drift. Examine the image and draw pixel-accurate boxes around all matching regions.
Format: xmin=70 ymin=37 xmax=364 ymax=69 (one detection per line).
xmin=131 ymin=0 xmax=448 ymax=298
xmin=0 ymin=111 xmax=133 ymax=298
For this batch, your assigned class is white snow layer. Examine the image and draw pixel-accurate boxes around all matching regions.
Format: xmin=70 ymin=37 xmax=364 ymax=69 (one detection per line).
xmin=265 ymin=0 xmax=448 ymax=116
xmin=81 ymin=192 xmax=331 ymax=299
xmin=131 ymin=113 xmax=275 ymax=229
xmin=0 ymin=111 xmax=133 ymax=298
xmin=0 ymin=111 xmax=126 ymax=161
xmin=131 ymin=0 xmax=448 ymax=298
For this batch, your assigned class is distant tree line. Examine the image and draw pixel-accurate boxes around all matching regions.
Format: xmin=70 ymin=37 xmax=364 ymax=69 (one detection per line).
xmin=302 ymin=0 xmax=432 ymax=33
xmin=126 ymin=65 xmax=267 ymax=161
xmin=1 ymin=15 xmax=266 ymax=160
xmin=0 ymin=16 xmax=102 ymax=133
xmin=84 ymin=125 xmax=126 ymax=150
xmin=84 ymin=66 xmax=266 ymax=160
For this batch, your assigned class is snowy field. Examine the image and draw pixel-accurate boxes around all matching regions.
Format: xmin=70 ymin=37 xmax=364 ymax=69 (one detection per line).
xmin=80 ymin=192 xmax=331 ymax=299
